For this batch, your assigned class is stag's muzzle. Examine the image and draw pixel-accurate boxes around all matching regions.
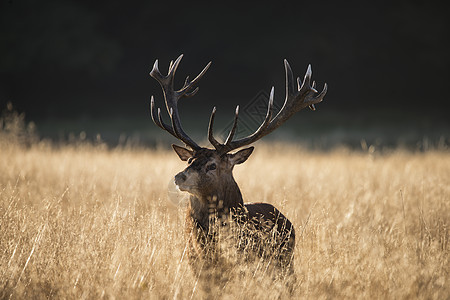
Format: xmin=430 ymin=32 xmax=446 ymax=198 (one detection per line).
xmin=174 ymin=172 xmax=186 ymax=184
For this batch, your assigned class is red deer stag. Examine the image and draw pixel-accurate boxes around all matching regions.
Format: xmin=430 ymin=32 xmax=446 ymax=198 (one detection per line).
xmin=149 ymin=54 xmax=327 ymax=279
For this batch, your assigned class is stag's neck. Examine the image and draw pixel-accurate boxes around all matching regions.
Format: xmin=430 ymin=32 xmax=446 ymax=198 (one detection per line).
xmin=187 ymin=177 xmax=244 ymax=230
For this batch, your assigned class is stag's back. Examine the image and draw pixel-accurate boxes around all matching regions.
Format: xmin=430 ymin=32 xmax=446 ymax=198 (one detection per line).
xmin=243 ymin=203 xmax=295 ymax=269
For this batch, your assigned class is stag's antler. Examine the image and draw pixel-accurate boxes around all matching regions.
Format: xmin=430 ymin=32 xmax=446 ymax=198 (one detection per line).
xmin=150 ymin=54 xmax=211 ymax=150
xmin=208 ymin=60 xmax=327 ymax=154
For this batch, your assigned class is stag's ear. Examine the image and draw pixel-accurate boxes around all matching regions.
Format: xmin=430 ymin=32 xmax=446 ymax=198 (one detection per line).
xmin=229 ymin=147 xmax=254 ymax=165
xmin=172 ymin=144 xmax=194 ymax=161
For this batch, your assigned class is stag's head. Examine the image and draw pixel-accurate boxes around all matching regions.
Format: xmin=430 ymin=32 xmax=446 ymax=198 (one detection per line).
xmin=149 ymin=55 xmax=327 ymax=200
xmin=171 ymin=145 xmax=254 ymax=199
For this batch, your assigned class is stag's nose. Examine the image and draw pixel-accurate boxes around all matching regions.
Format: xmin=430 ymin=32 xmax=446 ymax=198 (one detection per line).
xmin=174 ymin=172 xmax=186 ymax=185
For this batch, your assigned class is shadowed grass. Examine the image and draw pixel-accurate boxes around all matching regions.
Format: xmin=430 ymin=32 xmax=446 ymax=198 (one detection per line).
xmin=0 ymin=113 xmax=449 ymax=298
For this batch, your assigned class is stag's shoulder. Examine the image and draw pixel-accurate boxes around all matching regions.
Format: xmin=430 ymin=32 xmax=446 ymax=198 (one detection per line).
xmin=244 ymin=202 xmax=283 ymax=218
xmin=244 ymin=203 xmax=294 ymax=233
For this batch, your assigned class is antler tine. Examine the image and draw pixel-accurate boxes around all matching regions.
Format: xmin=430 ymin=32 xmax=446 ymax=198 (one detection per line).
xmin=179 ymin=61 xmax=212 ymax=96
xmin=149 ymin=54 xmax=211 ymax=150
xmin=302 ymin=64 xmax=312 ymax=90
xmin=224 ymin=106 xmax=239 ymax=145
xmin=221 ymin=87 xmax=274 ymax=152
xmin=150 ymin=96 xmax=160 ymax=127
xmin=150 ymin=96 xmax=164 ymax=129
xmin=208 ymin=107 xmax=222 ymax=149
xmin=313 ymin=82 xmax=328 ymax=103
xmin=284 ymin=59 xmax=296 ymax=97
xmin=168 ymin=55 xmax=183 ymax=77
xmin=158 ymin=108 xmax=177 ymax=133
xmin=183 ymin=76 xmax=190 ymax=89
xmin=150 ymin=59 xmax=162 ymax=81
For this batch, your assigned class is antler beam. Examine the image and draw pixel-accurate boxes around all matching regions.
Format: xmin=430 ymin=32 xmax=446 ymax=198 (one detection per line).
xmin=150 ymin=54 xmax=211 ymax=150
xmin=209 ymin=60 xmax=327 ymax=154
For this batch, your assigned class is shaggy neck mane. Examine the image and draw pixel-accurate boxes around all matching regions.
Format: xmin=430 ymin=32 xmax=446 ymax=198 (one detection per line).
xmin=187 ymin=175 xmax=244 ymax=230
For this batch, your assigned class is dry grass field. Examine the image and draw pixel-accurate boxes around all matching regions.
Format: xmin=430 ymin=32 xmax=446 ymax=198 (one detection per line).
xmin=0 ymin=113 xmax=449 ymax=299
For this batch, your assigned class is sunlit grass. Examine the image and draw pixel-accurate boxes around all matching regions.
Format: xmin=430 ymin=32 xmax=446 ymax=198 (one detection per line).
xmin=0 ymin=113 xmax=449 ymax=298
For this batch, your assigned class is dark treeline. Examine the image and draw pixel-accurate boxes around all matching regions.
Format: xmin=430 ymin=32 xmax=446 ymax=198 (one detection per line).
xmin=0 ymin=0 xmax=449 ymax=122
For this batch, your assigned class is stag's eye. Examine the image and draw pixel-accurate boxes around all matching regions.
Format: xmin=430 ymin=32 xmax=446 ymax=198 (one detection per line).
xmin=206 ymin=163 xmax=216 ymax=172
xmin=187 ymin=157 xmax=194 ymax=164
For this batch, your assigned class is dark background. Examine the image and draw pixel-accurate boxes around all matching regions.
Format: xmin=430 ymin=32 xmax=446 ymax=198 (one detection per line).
xmin=1 ymin=0 xmax=449 ymax=149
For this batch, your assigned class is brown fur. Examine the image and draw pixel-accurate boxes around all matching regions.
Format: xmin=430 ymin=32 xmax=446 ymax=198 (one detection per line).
xmin=173 ymin=146 xmax=295 ymax=278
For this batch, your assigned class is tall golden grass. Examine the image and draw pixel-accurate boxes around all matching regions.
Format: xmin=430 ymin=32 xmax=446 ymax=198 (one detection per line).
xmin=1 ymin=111 xmax=448 ymax=299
